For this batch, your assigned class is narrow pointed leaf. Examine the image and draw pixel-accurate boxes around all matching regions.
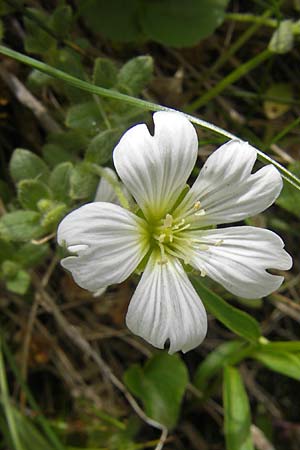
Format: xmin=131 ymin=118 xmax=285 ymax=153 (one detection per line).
xmin=223 ymin=366 xmax=254 ymax=450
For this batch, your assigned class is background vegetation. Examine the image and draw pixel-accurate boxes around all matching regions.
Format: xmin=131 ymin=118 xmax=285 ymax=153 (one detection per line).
xmin=0 ymin=0 xmax=299 ymax=449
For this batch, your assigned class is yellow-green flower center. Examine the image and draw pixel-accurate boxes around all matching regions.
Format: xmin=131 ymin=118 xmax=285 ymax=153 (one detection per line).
xmin=141 ymin=199 xmax=209 ymax=266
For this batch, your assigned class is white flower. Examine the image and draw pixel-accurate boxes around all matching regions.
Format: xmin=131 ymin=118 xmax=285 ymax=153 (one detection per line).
xmin=57 ymin=112 xmax=292 ymax=354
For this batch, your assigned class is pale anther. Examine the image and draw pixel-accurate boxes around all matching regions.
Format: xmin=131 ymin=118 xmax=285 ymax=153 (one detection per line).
xmin=163 ymin=214 xmax=173 ymax=228
xmin=173 ymin=219 xmax=186 ymax=230
xmin=193 ymin=201 xmax=202 ymax=210
xmin=200 ymin=269 xmax=207 ymax=277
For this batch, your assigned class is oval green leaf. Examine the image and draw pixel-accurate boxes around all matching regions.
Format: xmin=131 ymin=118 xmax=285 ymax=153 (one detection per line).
xmin=124 ymin=352 xmax=188 ymax=429
xmin=140 ymin=0 xmax=230 ymax=47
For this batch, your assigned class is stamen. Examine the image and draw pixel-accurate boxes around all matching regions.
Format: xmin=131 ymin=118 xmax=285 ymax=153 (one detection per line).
xmin=193 ymin=201 xmax=202 ymax=211
xmin=200 ymin=269 xmax=207 ymax=277
xmin=158 ymin=242 xmax=168 ymax=265
xmin=172 ymin=223 xmax=191 ymax=234
xmin=173 ymin=218 xmax=185 ymax=230
xmin=163 ymin=214 xmax=173 ymax=228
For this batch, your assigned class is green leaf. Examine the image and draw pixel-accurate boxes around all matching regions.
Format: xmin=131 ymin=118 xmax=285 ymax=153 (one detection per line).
xmin=49 ymin=162 xmax=73 ymax=203
xmin=259 ymin=341 xmax=300 ymax=352
xmin=6 ymin=269 xmax=31 ymax=295
xmin=0 ymin=211 xmax=43 ymax=242
xmin=223 ymin=366 xmax=254 ymax=450
xmin=140 ymin=0 xmax=230 ymax=47
xmin=252 ymin=349 xmax=300 ymax=380
xmin=1 ymin=260 xmax=19 ymax=279
xmin=70 ymin=163 xmax=98 ymax=200
xmin=43 ymin=130 xmax=88 ymax=167
xmin=42 ymin=143 xmax=71 ymax=167
xmin=65 ymin=101 xmax=103 ymax=132
xmin=124 ymin=353 xmax=188 ymax=429
xmin=117 ymin=56 xmax=153 ymax=95
xmin=40 ymin=202 xmax=68 ymax=231
xmin=194 ymin=341 xmax=250 ymax=391
xmin=18 ymin=179 xmax=52 ymax=210
xmin=1 ymin=260 xmax=30 ymax=295
xmin=0 ymin=238 xmax=14 ymax=263
xmin=93 ymin=57 xmax=118 ymax=88
xmin=48 ymin=129 xmax=89 ymax=153
xmin=49 ymin=5 xmax=72 ymax=40
xmin=24 ymin=8 xmax=55 ymax=54
xmin=79 ymin=0 xmax=140 ymax=42
xmin=85 ymin=129 xmax=122 ymax=165
xmin=10 ymin=148 xmax=50 ymax=184
xmin=269 ymin=20 xmax=294 ymax=54
xmin=1 ymin=44 xmax=300 ymax=193
xmin=54 ymin=47 xmax=86 ymax=79
xmin=276 ymin=162 xmax=300 ymax=218
xmin=27 ymin=69 xmax=53 ymax=90
xmin=13 ymin=407 xmax=55 ymax=450
xmin=191 ymin=278 xmax=261 ymax=343
xmin=54 ymin=48 xmax=90 ymax=103
xmin=15 ymin=242 xmax=49 ymax=268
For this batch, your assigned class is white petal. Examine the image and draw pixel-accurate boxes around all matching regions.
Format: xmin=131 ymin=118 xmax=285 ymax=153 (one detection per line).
xmin=177 ymin=140 xmax=282 ymax=226
xmin=189 ymin=226 xmax=292 ymax=298
xmin=126 ymin=254 xmax=207 ymax=354
xmin=113 ymin=111 xmax=198 ymax=220
xmin=57 ymin=202 xmax=148 ymax=292
xmin=94 ymin=167 xmax=119 ymax=203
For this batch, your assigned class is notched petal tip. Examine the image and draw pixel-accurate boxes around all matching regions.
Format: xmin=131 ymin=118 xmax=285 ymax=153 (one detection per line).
xmin=113 ymin=111 xmax=199 ymax=219
xmin=190 ymin=226 xmax=292 ymax=299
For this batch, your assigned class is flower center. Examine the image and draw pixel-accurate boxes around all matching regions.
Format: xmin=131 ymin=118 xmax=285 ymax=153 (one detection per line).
xmin=151 ymin=213 xmax=191 ymax=264
xmin=149 ymin=199 xmax=205 ymax=264
xmin=145 ymin=200 xmax=223 ymax=268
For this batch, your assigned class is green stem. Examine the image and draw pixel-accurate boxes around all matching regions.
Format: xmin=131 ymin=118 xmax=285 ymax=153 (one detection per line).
xmin=1 ymin=337 xmax=65 ymax=450
xmin=226 ymin=12 xmax=277 ymax=27
xmin=270 ymin=116 xmax=300 ymax=146
xmin=226 ymin=12 xmax=300 ymax=36
xmin=187 ymin=48 xmax=272 ymax=111
xmin=0 ymin=45 xmax=299 ymax=192
xmin=0 ymin=341 xmax=24 ymax=450
xmin=203 ymin=10 xmax=272 ymax=82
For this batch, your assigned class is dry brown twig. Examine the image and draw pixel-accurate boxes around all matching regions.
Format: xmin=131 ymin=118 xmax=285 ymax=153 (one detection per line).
xmin=0 ymin=64 xmax=62 ymax=133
